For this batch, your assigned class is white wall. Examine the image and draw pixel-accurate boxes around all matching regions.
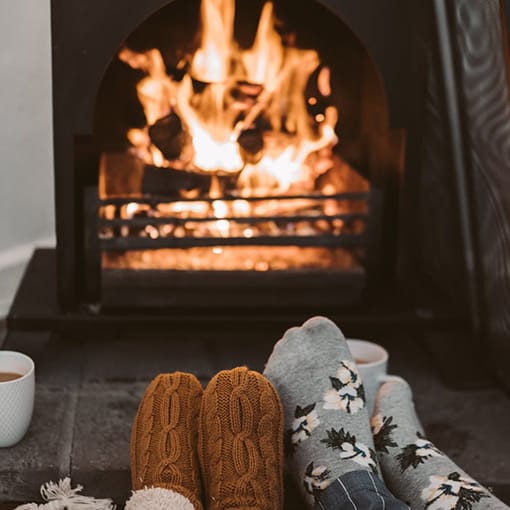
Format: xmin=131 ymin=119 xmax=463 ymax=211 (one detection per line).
xmin=0 ymin=0 xmax=54 ymax=316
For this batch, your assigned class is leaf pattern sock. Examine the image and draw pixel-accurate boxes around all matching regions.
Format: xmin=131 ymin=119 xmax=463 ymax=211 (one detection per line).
xmin=263 ymin=316 xmax=380 ymax=508
xmin=372 ymin=378 xmax=509 ymax=510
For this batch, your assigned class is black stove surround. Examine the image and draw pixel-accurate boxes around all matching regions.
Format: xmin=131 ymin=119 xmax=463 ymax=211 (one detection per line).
xmin=7 ymin=0 xmax=510 ymax=388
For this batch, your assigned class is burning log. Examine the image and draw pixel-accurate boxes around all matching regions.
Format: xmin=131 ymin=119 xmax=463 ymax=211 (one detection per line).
xmin=190 ymin=77 xmax=209 ymax=95
xmin=148 ymin=112 xmax=187 ymax=160
xmin=232 ymin=75 xmax=284 ymax=140
xmin=142 ymin=165 xmax=211 ymax=196
xmin=230 ymin=81 xmax=264 ymax=110
xmin=166 ymin=60 xmax=189 ymax=82
xmin=238 ymin=128 xmax=264 ymax=164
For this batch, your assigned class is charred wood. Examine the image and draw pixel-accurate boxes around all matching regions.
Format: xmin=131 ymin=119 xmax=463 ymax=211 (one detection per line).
xmin=238 ymin=128 xmax=264 ymax=164
xmin=165 ymin=60 xmax=189 ymax=82
xmin=230 ymin=81 xmax=264 ymax=109
xmin=142 ymin=165 xmax=211 ymax=196
xmin=148 ymin=112 xmax=187 ymax=160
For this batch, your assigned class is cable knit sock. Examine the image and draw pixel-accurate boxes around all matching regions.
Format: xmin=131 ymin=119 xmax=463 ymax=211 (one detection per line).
xmin=263 ymin=316 xmax=379 ymax=508
xmin=129 ymin=372 xmax=204 ymax=510
xmin=198 ymin=367 xmax=284 ymax=510
xmin=372 ymin=378 xmax=509 ymax=510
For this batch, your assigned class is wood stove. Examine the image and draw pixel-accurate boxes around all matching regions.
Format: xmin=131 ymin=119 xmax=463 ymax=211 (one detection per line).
xmin=7 ymin=0 xmax=510 ymax=387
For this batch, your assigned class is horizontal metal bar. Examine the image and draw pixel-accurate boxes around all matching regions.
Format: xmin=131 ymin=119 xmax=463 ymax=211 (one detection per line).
xmin=100 ymin=234 xmax=365 ymax=250
xmin=100 ymin=212 xmax=368 ymax=228
xmin=100 ymin=191 xmax=369 ymax=207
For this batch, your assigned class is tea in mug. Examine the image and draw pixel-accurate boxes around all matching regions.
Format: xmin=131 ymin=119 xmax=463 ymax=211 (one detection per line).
xmin=0 ymin=372 xmax=23 ymax=383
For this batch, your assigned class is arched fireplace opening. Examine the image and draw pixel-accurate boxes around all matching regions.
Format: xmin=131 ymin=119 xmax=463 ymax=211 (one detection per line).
xmin=83 ymin=0 xmax=404 ymax=310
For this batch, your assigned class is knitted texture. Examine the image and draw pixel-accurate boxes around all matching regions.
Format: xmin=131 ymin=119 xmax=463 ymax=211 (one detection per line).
xmin=372 ymin=379 xmax=509 ymax=510
xmin=263 ymin=316 xmax=380 ymax=508
xmin=130 ymin=373 xmax=203 ymax=510
xmin=198 ymin=367 xmax=284 ymax=510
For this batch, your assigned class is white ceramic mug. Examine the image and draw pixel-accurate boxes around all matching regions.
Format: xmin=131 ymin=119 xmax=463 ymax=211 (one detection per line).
xmin=0 ymin=351 xmax=35 ymax=447
xmin=346 ymin=339 xmax=395 ymax=415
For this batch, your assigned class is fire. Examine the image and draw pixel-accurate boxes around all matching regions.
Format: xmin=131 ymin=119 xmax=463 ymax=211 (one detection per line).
xmin=118 ymin=48 xmax=173 ymax=125
xmin=177 ymin=76 xmax=244 ymax=173
xmin=191 ymin=0 xmax=235 ymax=83
xmin=242 ymin=2 xmax=283 ymax=85
xmin=119 ymin=0 xmax=339 ymax=184
xmin=102 ymin=0 xmax=370 ymax=271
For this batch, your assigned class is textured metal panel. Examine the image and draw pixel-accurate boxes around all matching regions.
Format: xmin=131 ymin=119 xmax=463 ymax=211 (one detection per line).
xmin=418 ymin=44 xmax=468 ymax=307
xmin=452 ymin=0 xmax=510 ymax=387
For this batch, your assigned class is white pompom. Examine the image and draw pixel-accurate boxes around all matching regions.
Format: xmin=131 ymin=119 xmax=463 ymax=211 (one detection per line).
xmin=125 ymin=487 xmax=196 ymax=510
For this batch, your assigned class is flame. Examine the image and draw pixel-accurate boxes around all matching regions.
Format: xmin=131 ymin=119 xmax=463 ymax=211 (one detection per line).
xmin=191 ymin=0 xmax=235 ymax=83
xmin=119 ymin=48 xmax=173 ymax=125
xmin=177 ymin=76 xmax=244 ymax=173
xmin=242 ymin=2 xmax=283 ymax=85
xmin=113 ymin=0 xmax=355 ymax=253
xmin=120 ymin=0 xmax=339 ymax=181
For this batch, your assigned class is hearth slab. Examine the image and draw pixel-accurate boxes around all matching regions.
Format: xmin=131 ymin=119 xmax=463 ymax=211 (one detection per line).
xmin=0 ymin=384 xmax=77 ymax=503
xmin=0 ymin=327 xmax=509 ymax=508
xmin=7 ymin=249 xmax=465 ymax=334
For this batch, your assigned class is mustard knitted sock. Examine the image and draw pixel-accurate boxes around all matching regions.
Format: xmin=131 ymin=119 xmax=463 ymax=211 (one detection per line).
xmin=130 ymin=372 xmax=204 ymax=510
xmin=198 ymin=367 xmax=284 ymax=510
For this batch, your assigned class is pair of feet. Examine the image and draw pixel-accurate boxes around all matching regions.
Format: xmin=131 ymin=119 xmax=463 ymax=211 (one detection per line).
xmin=129 ymin=367 xmax=284 ymax=510
xmin=264 ymin=317 xmax=505 ymax=510
xmin=128 ymin=317 xmax=506 ymax=510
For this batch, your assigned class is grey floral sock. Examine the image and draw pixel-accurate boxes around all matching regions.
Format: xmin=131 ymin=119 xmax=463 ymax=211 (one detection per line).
xmin=372 ymin=378 xmax=509 ymax=510
xmin=263 ymin=316 xmax=379 ymax=508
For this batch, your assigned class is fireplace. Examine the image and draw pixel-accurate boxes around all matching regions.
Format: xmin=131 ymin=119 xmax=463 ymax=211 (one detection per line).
xmin=52 ymin=0 xmax=411 ymax=313
xmin=7 ymin=0 xmax=510 ymax=386
xmin=98 ymin=0 xmax=376 ymax=278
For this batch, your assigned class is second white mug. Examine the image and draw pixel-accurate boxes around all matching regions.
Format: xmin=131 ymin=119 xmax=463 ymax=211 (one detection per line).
xmin=346 ymin=339 xmax=393 ymax=415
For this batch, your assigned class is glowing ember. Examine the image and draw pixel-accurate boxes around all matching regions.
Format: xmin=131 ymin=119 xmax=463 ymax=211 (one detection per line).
xmin=103 ymin=246 xmax=361 ymax=272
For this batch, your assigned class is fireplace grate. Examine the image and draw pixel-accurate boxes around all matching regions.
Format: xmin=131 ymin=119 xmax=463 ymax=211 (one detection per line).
xmin=96 ymin=191 xmax=370 ymax=251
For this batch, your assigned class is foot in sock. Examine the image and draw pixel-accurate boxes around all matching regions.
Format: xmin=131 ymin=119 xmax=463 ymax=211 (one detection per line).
xmin=198 ymin=366 xmax=284 ymax=510
xmin=372 ymin=378 xmax=508 ymax=510
xmin=263 ymin=316 xmax=379 ymax=507
xmin=127 ymin=372 xmax=204 ymax=510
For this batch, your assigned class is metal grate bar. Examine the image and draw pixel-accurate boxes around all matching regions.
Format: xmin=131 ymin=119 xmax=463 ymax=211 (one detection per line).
xmin=101 ymin=234 xmax=365 ymax=250
xmin=100 ymin=191 xmax=369 ymax=207
xmin=100 ymin=212 xmax=368 ymax=228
